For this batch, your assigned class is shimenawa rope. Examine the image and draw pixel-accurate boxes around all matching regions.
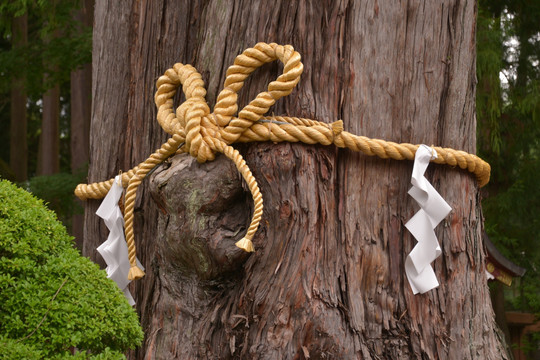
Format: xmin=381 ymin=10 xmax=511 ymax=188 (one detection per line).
xmin=75 ymin=42 xmax=491 ymax=281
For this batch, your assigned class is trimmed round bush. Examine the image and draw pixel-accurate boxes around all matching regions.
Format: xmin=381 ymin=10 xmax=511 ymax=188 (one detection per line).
xmin=0 ymin=180 xmax=143 ymax=359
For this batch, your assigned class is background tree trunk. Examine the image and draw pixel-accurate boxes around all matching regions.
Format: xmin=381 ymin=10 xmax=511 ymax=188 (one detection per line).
xmin=70 ymin=0 xmax=94 ymax=250
xmin=70 ymin=0 xmax=93 ymax=174
xmin=10 ymin=14 xmax=27 ymax=182
xmin=85 ymin=1 xmax=507 ymax=358
xmin=37 ymin=81 xmax=60 ymax=175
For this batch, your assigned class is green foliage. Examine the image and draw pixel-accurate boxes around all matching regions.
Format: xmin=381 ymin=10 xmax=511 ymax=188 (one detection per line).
xmin=476 ymin=6 xmax=503 ymax=155
xmin=477 ymin=0 xmax=540 ymax=317
xmin=0 ymin=335 xmax=43 ymax=359
xmin=0 ymin=180 xmax=143 ymax=359
xmin=0 ymin=0 xmax=92 ymax=178
xmin=25 ymin=170 xmax=86 ymax=227
xmin=0 ymin=334 xmax=127 ymax=360
xmin=0 ymin=0 xmax=92 ymax=96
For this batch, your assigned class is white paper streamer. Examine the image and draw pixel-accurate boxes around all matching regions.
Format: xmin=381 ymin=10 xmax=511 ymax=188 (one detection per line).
xmin=405 ymin=145 xmax=452 ymax=294
xmin=96 ymin=175 xmax=143 ymax=305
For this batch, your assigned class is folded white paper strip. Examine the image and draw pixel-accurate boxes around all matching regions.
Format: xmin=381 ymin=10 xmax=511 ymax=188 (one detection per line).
xmin=96 ymin=175 xmax=143 ymax=305
xmin=405 ymin=145 xmax=452 ymax=294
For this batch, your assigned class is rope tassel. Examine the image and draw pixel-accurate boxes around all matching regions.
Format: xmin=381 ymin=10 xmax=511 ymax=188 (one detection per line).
xmin=75 ymin=42 xmax=491 ymax=283
xmin=235 ymin=238 xmax=255 ymax=253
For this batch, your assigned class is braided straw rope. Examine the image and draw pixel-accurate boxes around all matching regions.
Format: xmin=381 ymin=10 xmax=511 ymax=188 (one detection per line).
xmin=75 ymin=42 xmax=491 ymax=281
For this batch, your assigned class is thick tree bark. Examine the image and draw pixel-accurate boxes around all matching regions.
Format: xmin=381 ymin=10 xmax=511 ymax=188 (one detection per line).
xmin=70 ymin=0 xmax=94 ymax=249
xmin=10 ymin=14 xmax=28 ymax=182
xmin=85 ymin=1 xmax=507 ymax=359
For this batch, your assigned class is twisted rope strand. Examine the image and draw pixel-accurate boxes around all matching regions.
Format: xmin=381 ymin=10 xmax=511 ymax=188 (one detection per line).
xmin=124 ymin=133 xmax=184 ymax=280
xmin=208 ymin=137 xmax=263 ymax=252
xmin=75 ymin=42 xmax=491 ymax=281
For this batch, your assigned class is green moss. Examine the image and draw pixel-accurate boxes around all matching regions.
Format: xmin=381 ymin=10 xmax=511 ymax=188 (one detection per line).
xmin=0 ymin=180 xmax=143 ymax=359
xmin=187 ymin=188 xmax=202 ymax=221
xmin=192 ymin=238 xmax=210 ymax=275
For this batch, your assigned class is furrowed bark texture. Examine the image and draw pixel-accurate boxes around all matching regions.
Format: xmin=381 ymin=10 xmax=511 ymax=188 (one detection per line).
xmin=85 ymin=1 xmax=507 ymax=359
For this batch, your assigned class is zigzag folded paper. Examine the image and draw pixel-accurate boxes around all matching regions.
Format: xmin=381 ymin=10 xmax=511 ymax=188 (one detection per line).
xmin=405 ymin=145 xmax=452 ymax=294
xmin=96 ymin=175 xmax=143 ymax=305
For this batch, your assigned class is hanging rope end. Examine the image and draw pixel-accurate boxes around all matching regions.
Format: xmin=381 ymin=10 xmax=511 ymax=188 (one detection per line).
xmin=128 ymin=265 xmax=145 ymax=281
xmin=74 ymin=184 xmax=87 ymax=200
xmin=235 ymin=237 xmax=255 ymax=252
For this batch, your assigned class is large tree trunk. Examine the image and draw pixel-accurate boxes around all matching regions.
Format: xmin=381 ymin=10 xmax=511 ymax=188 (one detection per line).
xmin=10 ymin=14 xmax=28 ymax=182
xmin=85 ymin=1 xmax=507 ymax=359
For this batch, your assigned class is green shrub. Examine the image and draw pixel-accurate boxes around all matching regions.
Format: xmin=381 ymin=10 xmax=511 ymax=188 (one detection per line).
xmin=0 ymin=335 xmax=43 ymax=359
xmin=0 ymin=180 xmax=143 ymax=359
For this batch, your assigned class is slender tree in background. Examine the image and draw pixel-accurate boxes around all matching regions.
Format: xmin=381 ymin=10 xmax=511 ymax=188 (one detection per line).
xmin=84 ymin=1 xmax=508 ymax=359
xmin=9 ymin=13 xmax=27 ymax=182
xmin=70 ymin=0 xmax=93 ymax=174
xmin=70 ymin=0 xmax=94 ymax=249
xmin=37 ymin=79 xmax=60 ymax=176
xmin=37 ymin=22 xmax=61 ymax=176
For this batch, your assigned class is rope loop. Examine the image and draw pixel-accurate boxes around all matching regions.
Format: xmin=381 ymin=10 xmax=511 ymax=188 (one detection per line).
xmin=153 ymin=42 xmax=303 ymax=165
xmin=214 ymin=42 xmax=303 ymax=137
xmin=75 ymin=42 xmax=491 ymax=282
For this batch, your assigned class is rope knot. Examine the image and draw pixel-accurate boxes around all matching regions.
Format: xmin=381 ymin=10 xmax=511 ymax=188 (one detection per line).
xmin=331 ymin=120 xmax=343 ymax=136
xmin=331 ymin=120 xmax=345 ymax=147
xmin=156 ymin=42 xmax=304 ymax=163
